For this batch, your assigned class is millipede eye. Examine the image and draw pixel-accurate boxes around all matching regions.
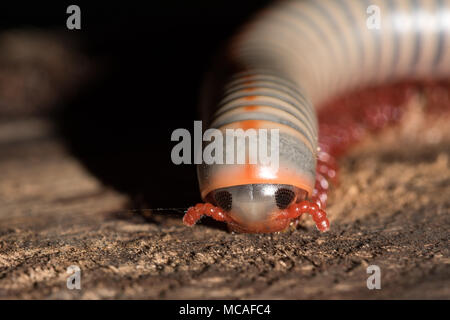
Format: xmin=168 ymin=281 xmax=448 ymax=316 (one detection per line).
xmin=275 ymin=188 xmax=295 ymax=209
xmin=214 ymin=191 xmax=232 ymax=211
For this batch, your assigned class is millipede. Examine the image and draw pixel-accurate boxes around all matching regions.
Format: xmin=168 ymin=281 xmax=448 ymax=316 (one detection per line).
xmin=181 ymin=0 xmax=450 ymax=233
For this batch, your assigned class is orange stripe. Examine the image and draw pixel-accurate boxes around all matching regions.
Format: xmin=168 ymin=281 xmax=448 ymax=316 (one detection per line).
xmin=199 ymin=119 xmax=316 ymax=198
xmin=244 ymin=105 xmax=259 ymax=111
xmin=200 ymin=165 xmax=314 ymax=199
xmin=217 ymin=119 xmax=315 ymax=154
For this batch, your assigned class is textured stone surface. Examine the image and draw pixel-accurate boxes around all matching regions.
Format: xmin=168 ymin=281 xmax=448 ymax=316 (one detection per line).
xmin=0 ymin=103 xmax=449 ymax=299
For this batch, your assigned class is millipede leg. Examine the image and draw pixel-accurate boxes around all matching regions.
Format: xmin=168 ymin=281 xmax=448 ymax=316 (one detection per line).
xmin=183 ymin=203 xmax=228 ymax=226
xmin=282 ymin=201 xmax=330 ymax=232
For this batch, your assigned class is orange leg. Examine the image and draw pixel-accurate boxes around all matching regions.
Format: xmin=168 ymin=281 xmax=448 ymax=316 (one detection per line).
xmin=279 ymin=201 xmax=330 ymax=232
xmin=183 ymin=203 xmax=229 ymax=226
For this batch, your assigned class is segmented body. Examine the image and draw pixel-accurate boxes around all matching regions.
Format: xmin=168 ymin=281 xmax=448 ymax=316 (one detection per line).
xmin=184 ymin=0 xmax=450 ymax=233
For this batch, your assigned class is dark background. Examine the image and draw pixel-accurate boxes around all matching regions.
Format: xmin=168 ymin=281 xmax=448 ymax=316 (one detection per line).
xmin=0 ymin=1 xmax=271 ymax=208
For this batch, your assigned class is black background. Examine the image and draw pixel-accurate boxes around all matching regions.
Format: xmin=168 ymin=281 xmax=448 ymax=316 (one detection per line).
xmin=0 ymin=299 xmax=444 ymax=318
xmin=1 ymin=1 xmax=271 ymax=208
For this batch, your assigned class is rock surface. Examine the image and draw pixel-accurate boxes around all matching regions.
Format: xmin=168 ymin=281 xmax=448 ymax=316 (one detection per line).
xmin=0 ymin=104 xmax=449 ymax=299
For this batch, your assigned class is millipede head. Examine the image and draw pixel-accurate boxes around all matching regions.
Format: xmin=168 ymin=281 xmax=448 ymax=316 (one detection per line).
xmin=205 ymin=184 xmax=308 ymax=233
